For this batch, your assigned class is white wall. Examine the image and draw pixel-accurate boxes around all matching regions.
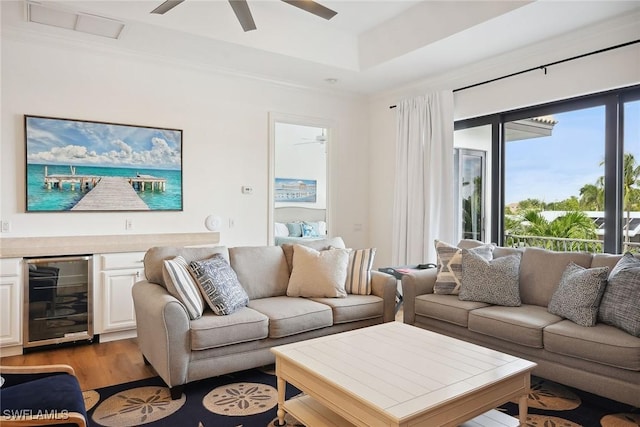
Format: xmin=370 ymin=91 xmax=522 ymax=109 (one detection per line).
xmin=368 ymin=13 xmax=640 ymax=267
xmin=0 ymin=30 xmax=371 ymax=249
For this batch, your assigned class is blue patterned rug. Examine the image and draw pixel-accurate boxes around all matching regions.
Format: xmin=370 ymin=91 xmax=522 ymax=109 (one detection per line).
xmin=83 ymin=369 xmax=639 ymax=427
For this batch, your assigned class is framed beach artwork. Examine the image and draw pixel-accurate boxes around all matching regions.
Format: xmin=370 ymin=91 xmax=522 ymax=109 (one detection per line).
xmin=24 ymin=115 xmax=183 ymax=212
xmin=274 ymin=178 xmax=317 ymax=203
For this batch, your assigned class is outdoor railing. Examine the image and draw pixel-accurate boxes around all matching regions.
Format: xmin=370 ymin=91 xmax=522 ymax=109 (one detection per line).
xmin=504 ymin=234 xmax=640 ymax=253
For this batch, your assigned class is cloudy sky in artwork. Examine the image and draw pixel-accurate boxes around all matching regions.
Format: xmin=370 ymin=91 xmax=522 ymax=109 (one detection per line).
xmin=26 ymin=116 xmax=182 ymax=170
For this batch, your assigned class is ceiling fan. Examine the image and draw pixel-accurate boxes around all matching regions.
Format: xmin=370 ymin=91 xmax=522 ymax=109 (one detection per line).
xmin=295 ymin=129 xmax=327 ymax=145
xmin=151 ymin=0 xmax=338 ymax=32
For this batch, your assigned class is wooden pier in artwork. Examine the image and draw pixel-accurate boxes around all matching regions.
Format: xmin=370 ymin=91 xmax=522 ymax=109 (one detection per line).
xmin=43 ymin=166 xmax=166 ymax=192
xmin=42 ymin=166 xmax=166 ymax=210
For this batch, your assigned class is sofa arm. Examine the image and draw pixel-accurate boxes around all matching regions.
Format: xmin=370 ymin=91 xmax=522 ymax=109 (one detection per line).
xmin=401 ymin=268 xmax=438 ymax=324
xmin=371 ymin=270 xmax=397 ymax=323
xmin=132 ymin=280 xmax=191 ymax=388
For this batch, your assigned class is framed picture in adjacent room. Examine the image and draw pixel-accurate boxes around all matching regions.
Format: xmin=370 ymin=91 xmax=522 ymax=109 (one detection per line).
xmin=274 ymin=178 xmax=317 ymax=203
xmin=24 ymin=115 xmax=183 ymax=212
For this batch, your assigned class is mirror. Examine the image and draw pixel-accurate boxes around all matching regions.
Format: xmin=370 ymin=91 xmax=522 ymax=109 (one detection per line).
xmin=268 ymin=113 xmax=331 ymax=245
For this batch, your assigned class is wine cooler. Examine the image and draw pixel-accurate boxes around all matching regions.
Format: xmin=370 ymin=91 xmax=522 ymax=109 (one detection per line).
xmin=24 ymin=255 xmax=93 ymax=349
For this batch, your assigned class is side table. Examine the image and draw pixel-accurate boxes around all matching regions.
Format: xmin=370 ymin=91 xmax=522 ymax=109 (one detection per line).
xmin=378 ymin=264 xmax=436 ymax=313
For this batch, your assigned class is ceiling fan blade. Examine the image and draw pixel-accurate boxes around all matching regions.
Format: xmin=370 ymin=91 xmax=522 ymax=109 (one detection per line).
xmin=151 ymin=0 xmax=185 ymax=15
xmin=228 ymin=0 xmax=257 ymax=32
xmin=281 ymin=0 xmax=337 ymax=20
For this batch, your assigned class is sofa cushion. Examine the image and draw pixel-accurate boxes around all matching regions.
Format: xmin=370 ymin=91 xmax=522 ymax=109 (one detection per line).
xmin=345 ymin=248 xmax=376 ymax=295
xmin=598 ymin=252 xmax=640 ymax=337
xmin=311 ymin=295 xmax=383 ymax=324
xmin=415 ymin=294 xmax=489 ymax=327
xmin=544 ymin=320 xmax=640 ymax=371
xmin=548 ymin=262 xmax=609 ymax=327
xmin=459 ymin=251 xmax=522 ymax=306
xmin=287 ymin=245 xmax=349 ymax=298
xmin=190 ymin=255 xmax=249 ymax=316
xmin=281 ymin=237 xmax=346 ymax=273
xmin=468 ymin=305 xmax=562 ymax=348
xmin=162 ymin=256 xmax=205 ymax=320
xmin=144 ymin=246 xmax=229 ymax=288
xmin=247 ymin=296 xmax=333 ymax=338
xmin=190 ymin=307 xmax=269 ymax=351
xmin=433 ymin=240 xmax=494 ymax=295
xmin=229 ymin=246 xmax=290 ymax=299
xmin=519 ymin=247 xmax=593 ymax=307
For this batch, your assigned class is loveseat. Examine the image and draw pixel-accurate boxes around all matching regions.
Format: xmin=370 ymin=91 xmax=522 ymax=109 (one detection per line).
xmin=402 ymin=241 xmax=640 ymax=407
xmin=132 ymin=238 xmax=396 ymax=399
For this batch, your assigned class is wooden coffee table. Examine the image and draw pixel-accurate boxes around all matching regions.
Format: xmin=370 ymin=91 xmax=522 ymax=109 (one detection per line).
xmin=271 ymin=322 xmax=536 ymax=427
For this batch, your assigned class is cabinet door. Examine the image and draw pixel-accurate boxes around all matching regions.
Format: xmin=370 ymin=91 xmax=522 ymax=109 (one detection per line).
xmin=101 ymin=268 xmax=142 ymax=332
xmin=0 ymin=259 xmax=22 ymax=347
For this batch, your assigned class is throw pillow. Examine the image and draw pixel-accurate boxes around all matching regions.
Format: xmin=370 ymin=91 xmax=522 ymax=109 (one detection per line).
xmin=345 ymin=248 xmax=376 ymax=295
xmin=287 ymin=245 xmax=349 ymax=298
xmin=286 ymin=222 xmax=303 ymax=237
xmin=598 ymin=252 xmax=640 ymax=337
xmin=162 ymin=256 xmax=205 ymax=320
xmin=548 ymin=262 xmax=609 ymax=327
xmin=434 ymin=240 xmax=494 ymax=295
xmin=459 ymin=250 xmax=522 ymax=306
xmin=301 ymin=222 xmax=317 ymax=237
xmin=189 ymin=254 xmax=249 ymax=316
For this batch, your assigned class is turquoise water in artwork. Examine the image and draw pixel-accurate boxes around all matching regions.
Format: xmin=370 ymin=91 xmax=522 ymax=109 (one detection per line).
xmin=27 ymin=164 xmax=182 ymax=211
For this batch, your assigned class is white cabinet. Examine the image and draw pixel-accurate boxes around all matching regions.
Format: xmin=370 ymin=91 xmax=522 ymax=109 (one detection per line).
xmin=96 ymin=252 xmax=145 ymax=338
xmin=0 ymin=258 xmax=23 ymax=355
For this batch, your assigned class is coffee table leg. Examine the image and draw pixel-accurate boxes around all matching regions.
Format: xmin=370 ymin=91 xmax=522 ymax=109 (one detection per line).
xmin=518 ymin=393 xmax=528 ymax=426
xmin=275 ymin=376 xmax=286 ymax=426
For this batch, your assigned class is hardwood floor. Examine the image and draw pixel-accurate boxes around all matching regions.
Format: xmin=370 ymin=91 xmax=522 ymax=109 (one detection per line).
xmin=0 ymin=338 xmax=156 ymax=391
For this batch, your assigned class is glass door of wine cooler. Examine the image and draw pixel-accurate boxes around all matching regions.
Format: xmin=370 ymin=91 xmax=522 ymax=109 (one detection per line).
xmin=24 ymin=255 xmax=93 ymax=348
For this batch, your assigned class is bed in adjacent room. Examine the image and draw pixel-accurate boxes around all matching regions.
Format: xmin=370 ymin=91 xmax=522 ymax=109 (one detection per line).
xmin=274 ymin=206 xmax=327 ymax=245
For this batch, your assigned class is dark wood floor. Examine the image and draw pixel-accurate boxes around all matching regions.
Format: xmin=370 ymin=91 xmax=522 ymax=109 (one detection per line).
xmin=0 ymin=338 xmax=156 ymax=391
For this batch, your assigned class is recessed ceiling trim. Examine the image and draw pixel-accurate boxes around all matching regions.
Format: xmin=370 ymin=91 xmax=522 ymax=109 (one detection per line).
xmin=26 ymin=1 xmax=125 ymax=40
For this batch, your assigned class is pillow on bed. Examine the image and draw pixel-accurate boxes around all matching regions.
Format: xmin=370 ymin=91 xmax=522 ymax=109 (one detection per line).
xmin=302 ymin=222 xmax=318 ymax=237
xmin=274 ymin=222 xmax=289 ymax=237
xmin=286 ymin=222 xmax=303 ymax=237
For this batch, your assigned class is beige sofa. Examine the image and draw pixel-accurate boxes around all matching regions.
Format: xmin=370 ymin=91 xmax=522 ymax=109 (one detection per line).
xmin=402 ymin=245 xmax=640 ymax=407
xmin=132 ymin=239 xmax=396 ymax=399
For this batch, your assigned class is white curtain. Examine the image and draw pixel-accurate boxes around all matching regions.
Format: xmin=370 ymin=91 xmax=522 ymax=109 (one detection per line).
xmin=392 ymin=90 xmax=455 ymax=266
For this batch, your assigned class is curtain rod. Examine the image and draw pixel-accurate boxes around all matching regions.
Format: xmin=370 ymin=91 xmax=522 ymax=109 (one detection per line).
xmin=389 ymin=39 xmax=640 ymax=109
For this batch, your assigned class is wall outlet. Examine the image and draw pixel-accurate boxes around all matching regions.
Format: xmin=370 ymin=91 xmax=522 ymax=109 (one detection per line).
xmin=241 ymin=186 xmax=253 ymax=195
xmin=229 ymin=218 xmax=235 ymax=228
xmin=1 ymin=220 xmax=11 ymax=233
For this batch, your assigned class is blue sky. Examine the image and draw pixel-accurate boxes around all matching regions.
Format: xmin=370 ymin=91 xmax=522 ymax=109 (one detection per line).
xmin=26 ymin=117 xmax=182 ymax=170
xmin=505 ymin=101 xmax=640 ymax=205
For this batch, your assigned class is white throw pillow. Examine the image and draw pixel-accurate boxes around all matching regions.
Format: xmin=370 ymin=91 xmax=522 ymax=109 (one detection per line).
xmin=287 ymin=245 xmax=349 ymax=298
xmin=345 ymin=248 xmax=376 ymax=295
xmin=274 ymin=222 xmax=289 ymax=237
xmin=162 ymin=256 xmax=205 ymax=320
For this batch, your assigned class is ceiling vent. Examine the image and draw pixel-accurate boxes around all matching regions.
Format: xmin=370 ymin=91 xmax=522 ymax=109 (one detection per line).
xmin=26 ymin=2 xmax=125 ymax=40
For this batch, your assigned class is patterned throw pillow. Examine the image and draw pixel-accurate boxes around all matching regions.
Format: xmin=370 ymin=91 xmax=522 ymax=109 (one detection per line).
xmin=162 ymin=256 xmax=205 ymax=320
xmin=434 ymin=240 xmax=494 ymax=294
xmin=459 ymin=250 xmax=522 ymax=306
xmin=345 ymin=248 xmax=376 ymax=295
xmin=189 ymin=254 xmax=249 ymax=316
xmin=598 ymin=253 xmax=640 ymax=337
xmin=548 ymin=262 xmax=609 ymax=327
xmin=287 ymin=245 xmax=349 ymax=298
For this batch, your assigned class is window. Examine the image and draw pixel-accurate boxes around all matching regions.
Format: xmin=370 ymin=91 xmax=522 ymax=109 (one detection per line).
xmin=455 ymin=149 xmax=487 ymax=241
xmin=454 ymin=84 xmax=640 ymax=253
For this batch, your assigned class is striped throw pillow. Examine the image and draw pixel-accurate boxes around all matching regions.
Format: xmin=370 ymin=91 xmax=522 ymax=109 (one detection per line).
xmin=345 ymin=248 xmax=376 ymax=295
xmin=163 ymin=256 xmax=205 ymax=320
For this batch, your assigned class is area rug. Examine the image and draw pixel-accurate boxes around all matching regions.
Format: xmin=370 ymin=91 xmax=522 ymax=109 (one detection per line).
xmin=83 ymin=368 xmax=639 ymax=427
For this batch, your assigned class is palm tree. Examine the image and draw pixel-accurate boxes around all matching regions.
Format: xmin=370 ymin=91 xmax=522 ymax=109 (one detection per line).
xmin=579 ymin=179 xmax=604 ymax=210
xmin=622 ymin=153 xmax=640 ymax=243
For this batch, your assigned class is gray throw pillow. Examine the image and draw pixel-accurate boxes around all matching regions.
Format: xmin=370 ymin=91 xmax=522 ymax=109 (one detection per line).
xmin=548 ymin=262 xmax=609 ymax=327
xmin=459 ymin=250 xmax=522 ymax=306
xmin=598 ymin=252 xmax=640 ymax=337
xmin=433 ymin=240 xmax=494 ymax=295
xmin=189 ymin=254 xmax=249 ymax=315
